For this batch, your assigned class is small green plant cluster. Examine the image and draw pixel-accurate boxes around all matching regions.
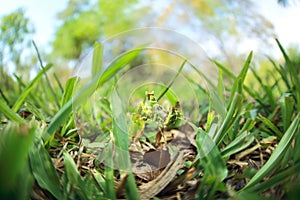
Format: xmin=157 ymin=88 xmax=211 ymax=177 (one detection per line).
xmin=0 ymin=40 xmax=300 ymax=199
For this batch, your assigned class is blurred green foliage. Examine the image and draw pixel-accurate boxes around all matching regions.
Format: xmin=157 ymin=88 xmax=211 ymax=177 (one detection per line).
xmin=0 ymin=8 xmax=35 ymax=76
xmin=51 ymin=0 xmax=275 ymax=64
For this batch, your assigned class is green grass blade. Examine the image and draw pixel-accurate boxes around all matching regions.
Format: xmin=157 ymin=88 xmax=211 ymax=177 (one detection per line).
xmin=228 ymin=51 xmax=253 ymax=106
xmin=242 ymin=113 xmax=300 ymax=190
xmin=0 ymin=123 xmax=35 ymax=196
xmin=63 ymin=150 xmax=88 ymax=199
xmin=0 ymin=99 xmax=24 ymax=123
xmin=24 ymin=101 xmax=46 ymax=121
xmin=268 ymin=57 xmax=291 ymax=91
xmin=32 ymin=41 xmax=60 ymax=109
xmin=53 ymin=72 xmax=64 ymax=93
xmin=212 ymin=60 xmax=235 ymax=80
xmin=258 ymin=114 xmax=283 ymax=138
xmin=196 ymin=127 xmax=228 ymax=198
xmin=104 ymin=142 xmax=116 ymax=200
xmin=213 ymin=58 xmax=267 ymax=109
xmin=124 ymin=173 xmax=140 ymax=200
xmin=97 ymin=48 xmax=144 ymax=87
xmin=196 ymin=128 xmax=228 ymax=180
xmin=246 ymin=161 xmax=300 ymax=192
xmin=276 ymin=39 xmax=300 ymax=110
xmin=29 ymin=140 xmax=63 ymax=199
xmin=190 ymin=62 xmax=217 ymax=91
xmin=111 ymin=90 xmax=140 ymax=199
xmin=215 ymin=93 xmax=243 ymax=145
xmin=250 ymin=67 xmax=277 ymax=109
xmin=157 ymin=59 xmax=186 ymax=101
xmin=92 ymin=42 xmax=103 ymax=77
xmin=221 ymin=132 xmax=254 ymax=158
xmin=12 ymin=63 xmax=52 ymax=112
xmin=61 ymin=77 xmax=77 ymax=106
xmin=0 ymin=87 xmax=10 ymax=105
xmin=210 ymin=69 xmax=227 ymax=119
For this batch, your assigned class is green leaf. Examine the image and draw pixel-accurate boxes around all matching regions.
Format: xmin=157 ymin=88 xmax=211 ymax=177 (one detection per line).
xmin=29 ymin=140 xmax=63 ymax=199
xmin=242 ymin=113 xmax=300 ymax=190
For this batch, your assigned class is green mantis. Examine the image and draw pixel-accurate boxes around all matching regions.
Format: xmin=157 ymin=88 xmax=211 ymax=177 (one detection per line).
xmin=130 ymin=91 xmax=184 ymax=143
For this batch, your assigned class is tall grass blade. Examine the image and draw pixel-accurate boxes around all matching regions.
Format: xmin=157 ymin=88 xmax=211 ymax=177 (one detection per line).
xmin=276 ymin=39 xmax=300 ymax=110
xmin=61 ymin=77 xmax=77 ymax=106
xmin=280 ymin=94 xmax=294 ymax=131
xmin=32 ymin=41 xmax=60 ymax=109
xmin=228 ymin=51 xmax=252 ymax=106
xmin=92 ymin=42 xmax=103 ymax=78
xmin=104 ymin=142 xmax=116 ymax=200
xmin=157 ymin=59 xmax=186 ymax=101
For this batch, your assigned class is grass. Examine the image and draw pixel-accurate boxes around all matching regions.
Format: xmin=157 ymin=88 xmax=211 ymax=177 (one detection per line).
xmin=0 ymin=40 xmax=300 ymax=199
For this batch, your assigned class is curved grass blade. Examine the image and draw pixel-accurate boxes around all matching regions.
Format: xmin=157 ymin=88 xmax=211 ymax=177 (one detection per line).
xmin=246 ymin=161 xmax=300 ymax=193
xmin=258 ymin=114 xmax=282 ymax=138
xmin=32 ymin=41 xmax=60 ymax=109
xmin=242 ymin=113 xmax=300 ymax=190
xmin=92 ymin=42 xmax=103 ymax=78
xmin=12 ymin=63 xmax=52 ymax=112
xmin=157 ymin=59 xmax=186 ymax=101
xmin=0 ymin=99 xmax=24 ymax=123
xmin=60 ymin=77 xmax=77 ymax=106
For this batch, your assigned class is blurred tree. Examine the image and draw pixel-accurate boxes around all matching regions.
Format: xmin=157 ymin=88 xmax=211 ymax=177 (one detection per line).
xmin=52 ymin=0 xmax=275 ymax=71
xmin=277 ymin=0 xmax=300 ymax=6
xmin=153 ymin=0 xmax=275 ymax=69
xmin=52 ymin=0 xmax=148 ymax=59
xmin=0 ymin=8 xmax=35 ymax=76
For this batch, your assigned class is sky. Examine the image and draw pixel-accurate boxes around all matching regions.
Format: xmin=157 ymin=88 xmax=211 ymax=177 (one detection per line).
xmin=0 ymin=0 xmax=300 ymax=57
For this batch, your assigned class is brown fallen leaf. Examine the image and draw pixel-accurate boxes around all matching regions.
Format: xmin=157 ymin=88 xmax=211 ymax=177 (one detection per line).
xmin=139 ymin=151 xmax=185 ymax=200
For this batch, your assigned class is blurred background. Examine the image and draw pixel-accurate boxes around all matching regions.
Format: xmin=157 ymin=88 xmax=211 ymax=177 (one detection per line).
xmin=0 ymin=0 xmax=300 ymax=82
